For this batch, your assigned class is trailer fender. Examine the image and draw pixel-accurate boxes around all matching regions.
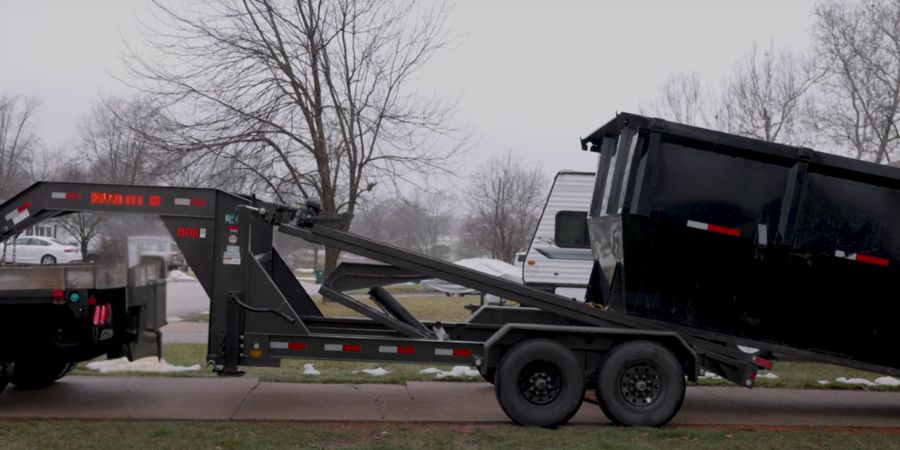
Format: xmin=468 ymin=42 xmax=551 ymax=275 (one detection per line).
xmin=481 ymin=323 xmax=698 ymax=381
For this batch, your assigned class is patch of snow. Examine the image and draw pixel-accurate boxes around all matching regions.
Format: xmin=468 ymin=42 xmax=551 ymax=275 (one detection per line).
xmin=86 ymin=357 xmax=200 ymax=373
xmin=835 ymin=376 xmax=876 ymax=386
xmin=875 ymin=376 xmax=900 ymax=386
xmin=302 ymin=363 xmax=320 ymax=376
xmin=435 ymin=366 xmax=480 ymax=379
xmin=817 ymin=380 xmax=831 ymax=385
xmin=759 ymin=372 xmax=779 ymax=379
xmin=356 ymin=367 xmax=389 ymax=377
xmin=698 ymin=371 xmax=722 ymax=380
xmin=418 ymin=366 xmax=479 ymax=378
xmin=166 ymin=316 xmax=183 ymax=322
xmin=167 ymin=270 xmax=195 ymax=282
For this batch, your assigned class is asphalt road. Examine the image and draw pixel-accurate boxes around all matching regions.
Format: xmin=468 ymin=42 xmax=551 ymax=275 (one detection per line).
xmin=1 ymin=376 xmax=899 ymax=427
xmin=165 ymin=279 xmax=320 ymax=318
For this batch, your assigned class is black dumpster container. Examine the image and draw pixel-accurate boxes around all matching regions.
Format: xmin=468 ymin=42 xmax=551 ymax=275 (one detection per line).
xmin=581 ymin=113 xmax=900 ymax=372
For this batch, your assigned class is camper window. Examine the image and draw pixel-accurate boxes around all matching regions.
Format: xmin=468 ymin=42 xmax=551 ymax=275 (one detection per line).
xmin=555 ymin=211 xmax=590 ymax=248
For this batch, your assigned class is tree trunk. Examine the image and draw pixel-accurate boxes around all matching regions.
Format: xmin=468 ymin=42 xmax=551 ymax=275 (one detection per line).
xmin=324 ymin=246 xmax=340 ymax=276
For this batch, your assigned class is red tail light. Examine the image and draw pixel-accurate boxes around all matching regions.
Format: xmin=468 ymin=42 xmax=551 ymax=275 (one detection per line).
xmin=64 ymin=249 xmax=75 ymax=253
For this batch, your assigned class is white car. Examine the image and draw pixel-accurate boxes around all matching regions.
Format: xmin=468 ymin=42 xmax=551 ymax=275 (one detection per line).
xmin=2 ymin=237 xmax=82 ymax=265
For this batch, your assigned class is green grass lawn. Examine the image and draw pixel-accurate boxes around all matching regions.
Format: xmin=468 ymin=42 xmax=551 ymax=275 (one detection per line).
xmin=114 ymin=294 xmax=900 ymax=389
xmin=73 ymin=341 xmax=900 ymax=391
xmin=1 ymin=420 xmax=898 ymax=450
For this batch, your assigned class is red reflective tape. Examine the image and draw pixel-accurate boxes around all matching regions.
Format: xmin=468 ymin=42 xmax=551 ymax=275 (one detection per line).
xmin=87 ymin=296 xmax=97 ymax=306
xmin=51 ymin=289 xmax=64 ymax=299
xmin=707 ymin=224 xmax=741 ymax=237
xmin=343 ymin=344 xmax=361 ymax=353
xmin=65 ymin=192 xmax=81 ymax=200
xmin=855 ymin=254 xmax=889 ymax=267
xmin=397 ymin=346 xmax=416 ymax=354
xmin=452 ymin=349 xmax=472 ymax=357
xmin=17 ymin=201 xmax=31 ymax=212
xmin=287 ymin=342 xmax=307 ymax=350
xmin=754 ymin=356 xmax=773 ymax=370
xmin=99 ymin=304 xmax=109 ymax=324
xmin=190 ymin=198 xmax=206 ymax=207
xmin=92 ymin=305 xmax=101 ymax=326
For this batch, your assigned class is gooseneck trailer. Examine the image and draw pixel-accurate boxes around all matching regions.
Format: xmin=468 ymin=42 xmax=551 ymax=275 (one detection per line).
xmin=0 ymin=113 xmax=896 ymax=428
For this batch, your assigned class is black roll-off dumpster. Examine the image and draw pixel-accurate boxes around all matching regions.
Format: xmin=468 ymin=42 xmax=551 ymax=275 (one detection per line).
xmin=582 ymin=113 xmax=900 ymax=373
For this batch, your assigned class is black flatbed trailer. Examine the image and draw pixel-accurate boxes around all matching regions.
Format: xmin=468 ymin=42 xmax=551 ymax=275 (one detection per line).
xmin=0 ymin=178 xmax=763 ymax=427
xmin=0 ymin=260 xmax=166 ymax=390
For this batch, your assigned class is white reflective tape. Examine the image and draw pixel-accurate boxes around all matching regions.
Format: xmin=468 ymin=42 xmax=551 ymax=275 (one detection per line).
xmin=174 ymin=198 xmax=191 ymax=206
xmin=757 ymin=224 xmax=768 ymax=246
xmin=379 ymin=346 xmax=397 ymax=353
xmin=4 ymin=209 xmax=18 ymax=221
xmin=435 ymin=348 xmax=453 ymax=356
xmin=270 ymin=341 xmax=288 ymax=349
xmin=199 ymin=228 xmax=207 ymax=239
xmin=11 ymin=210 xmax=29 ymax=225
xmin=324 ymin=344 xmax=343 ymax=352
xmin=51 ymin=192 xmax=66 ymax=199
xmin=835 ymin=250 xmax=856 ymax=260
xmin=686 ymin=220 xmax=708 ymax=231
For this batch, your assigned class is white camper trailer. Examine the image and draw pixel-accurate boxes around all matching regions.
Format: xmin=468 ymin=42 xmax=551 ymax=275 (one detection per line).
xmin=522 ymin=171 xmax=594 ymax=300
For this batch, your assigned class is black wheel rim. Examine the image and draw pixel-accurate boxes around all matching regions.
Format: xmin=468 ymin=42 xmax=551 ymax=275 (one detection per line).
xmin=518 ymin=361 xmax=563 ymax=405
xmin=618 ymin=362 xmax=663 ymax=407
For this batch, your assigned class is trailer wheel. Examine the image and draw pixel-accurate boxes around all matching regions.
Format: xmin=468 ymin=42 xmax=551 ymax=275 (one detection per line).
xmin=495 ymin=339 xmax=585 ymax=428
xmin=9 ymin=357 xmax=72 ymax=390
xmin=596 ymin=341 xmax=685 ymax=427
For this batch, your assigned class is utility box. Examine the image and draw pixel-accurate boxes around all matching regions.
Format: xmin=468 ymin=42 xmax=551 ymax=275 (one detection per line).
xmin=582 ymin=113 xmax=900 ymax=370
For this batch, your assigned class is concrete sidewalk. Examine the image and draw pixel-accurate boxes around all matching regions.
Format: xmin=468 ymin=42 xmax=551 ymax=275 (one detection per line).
xmin=1 ymin=376 xmax=900 ymax=427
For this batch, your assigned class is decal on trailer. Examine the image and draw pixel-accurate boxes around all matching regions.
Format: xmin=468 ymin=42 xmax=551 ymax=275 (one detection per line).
xmin=176 ymin=226 xmax=207 ymax=239
xmin=223 ymin=245 xmax=241 ymax=265
xmin=90 ymin=192 xmax=145 ymax=206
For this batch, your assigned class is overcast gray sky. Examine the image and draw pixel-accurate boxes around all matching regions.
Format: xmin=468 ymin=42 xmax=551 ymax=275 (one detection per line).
xmin=1 ymin=0 xmax=817 ymax=178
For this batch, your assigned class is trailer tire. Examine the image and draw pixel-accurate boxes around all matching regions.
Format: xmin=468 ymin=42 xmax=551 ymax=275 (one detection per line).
xmin=495 ymin=339 xmax=584 ymax=428
xmin=596 ymin=340 xmax=685 ymax=427
xmin=9 ymin=357 xmax=72 ymax=390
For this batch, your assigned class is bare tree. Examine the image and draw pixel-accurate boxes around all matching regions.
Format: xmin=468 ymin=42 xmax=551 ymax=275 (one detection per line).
xmin=640 ymin=72 xmax=713 ymax=127
xmin=354 ymin=191 xmax=454 ymax=259
xmin=718 ymin=42 xmax=820 ymax=145
xmin=812 ymin=0 xmax=900 ymax=163
xmin=79 ymin=97 xmax=167 ymax=185
xmin=464 ymin=152 xmax=547 ymax=263
xmin=127 ymin=0 xmax=463 ymax=273
xmin=0 ymin=95 xmax=39 ymax=201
